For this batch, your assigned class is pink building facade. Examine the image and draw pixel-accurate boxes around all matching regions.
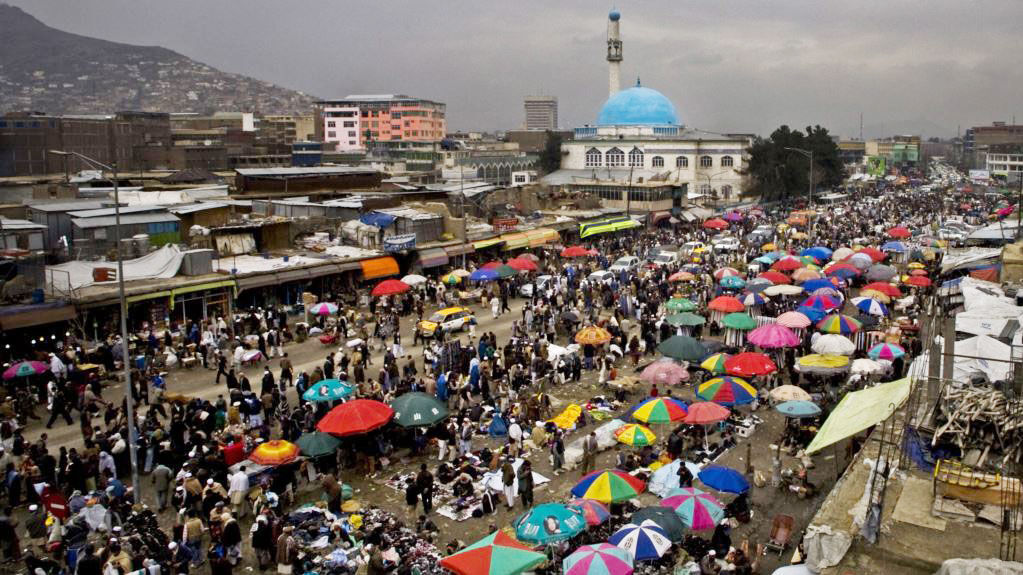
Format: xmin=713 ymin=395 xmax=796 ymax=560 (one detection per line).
xmin=321 ymin=94 xmax=446 ymax=152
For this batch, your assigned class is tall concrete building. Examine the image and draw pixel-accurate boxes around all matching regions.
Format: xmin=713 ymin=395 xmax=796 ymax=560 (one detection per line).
xmin=523 ymin=96 xmax=558 ymax=131
xmin=317 ymin=94 xmax=446 ymax=152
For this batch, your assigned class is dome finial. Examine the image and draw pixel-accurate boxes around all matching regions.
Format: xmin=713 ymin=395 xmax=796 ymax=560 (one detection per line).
xmin=635 ymin=76 xmax=641 ymax=87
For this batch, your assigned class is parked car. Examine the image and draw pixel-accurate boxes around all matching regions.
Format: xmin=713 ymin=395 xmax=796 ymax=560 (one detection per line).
xmin=712 ymin=236 xmax=741 ymax=251
xmin=416 ymin=307 xmax=475 ymax=337
xmin=587 ymin=270 xmax=615 ymax=285
xmin=650 ymin=251 xmax=681 ymax=268
xmin=608 ymin=256 xmax=642 ymax=274
xmin=519 ymin=275 xmax=553 ymax=298
xmin=681 ymin=241 xmax=706 ymax=255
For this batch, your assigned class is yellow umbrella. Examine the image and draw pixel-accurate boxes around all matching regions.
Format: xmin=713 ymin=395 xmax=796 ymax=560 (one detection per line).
xmin=859 ymin=289 xmax=891 ymax=303
xmin=761 ymin=243 xmax=777 ymax=252
xmin=249 ymin=439 xmax=300 ymax=466
xmin=907 ymin=262 xmax=925 ymax=269
xmin=440 ymin=272 xmax=462 ymax=285
xmin=575 ymin=326 xmax=612 ymax=345
xmin=797 ymin=354 xmax=850 ymax=369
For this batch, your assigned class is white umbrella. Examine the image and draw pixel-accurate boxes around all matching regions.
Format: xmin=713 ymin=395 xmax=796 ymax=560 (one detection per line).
xmin=811 ymin=334 xmax=856 ymax=356
xmin=769 ymin=385 xmax=812 ymax=402
xmin=764 ymin=284 xmax=804 ymax=297
xmin=401 ymin=274 xmax=428 ymax=285
xmin=851 ymin=358 xmax=885 ymax=375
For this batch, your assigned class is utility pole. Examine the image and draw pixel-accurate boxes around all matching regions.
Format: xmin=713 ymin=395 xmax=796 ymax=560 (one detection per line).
xmin=626 ymin=165 xmax=634 ymax=216
xmin=460 ymin=165 xmax=467 ymax=268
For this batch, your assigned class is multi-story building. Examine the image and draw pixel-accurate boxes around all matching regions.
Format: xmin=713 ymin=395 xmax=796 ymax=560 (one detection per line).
xmin=837 ymin=140 xmax=866 ymax=166
xmin=865 ymin=135 xmax=920 ymax=167
xmin=524 ymin=96 xmax=558 ymax=131
xmin=965 ymin=122 xmax=1023 ymax=169
xmin=259 ymin=114 xmax=316 ymax=155
xmin=985 ymin=145 xmax=1023 ymax=177
xmin=318 ymin=95 xmax=446 ymax=153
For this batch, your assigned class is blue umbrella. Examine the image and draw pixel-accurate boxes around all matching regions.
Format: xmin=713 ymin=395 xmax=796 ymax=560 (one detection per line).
xmin=796 ymin=305 xmax=828 ymax=322
xmin=302 ymin=379 xmax=354 ymax=402
xmin=801 ymin=278 xmax=835 ymax=292
xmin=697 ymin=465 xmax=750 ymax=494
xmin=775 ymin=400 xmax=821 ymax=419
xmin=853 ymin=297 xmax=888 ymax=316
xmin=826 ymin=267 xmax=859 ymax=280
xmin=801 ymin=246 xmax=833 ymax=261
xmin=720 ymin=275 xmax=746 ymax=289
xmin=881 ymin=241 xmax=906 ymax=253
xmin=469 ymin=268 xmax=499 ymax=281
xmin=754 ymin=255 xmax=776 ymax=265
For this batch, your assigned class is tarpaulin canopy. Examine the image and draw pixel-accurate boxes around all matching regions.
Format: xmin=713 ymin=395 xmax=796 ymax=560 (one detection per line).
xmin=359 ymin=211 xmax=397 ymax=228
xmin=359 ymin=256 xmax=399 ymax=280
xmin=500 ymin=232 xmax=529 ymax=251
xmin=805 ymin=377 xmax=912 ymax=454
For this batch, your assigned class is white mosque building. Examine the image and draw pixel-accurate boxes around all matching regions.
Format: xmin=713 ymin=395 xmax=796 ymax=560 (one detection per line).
xmin=544 ymin=9 xmax=752 ymax=218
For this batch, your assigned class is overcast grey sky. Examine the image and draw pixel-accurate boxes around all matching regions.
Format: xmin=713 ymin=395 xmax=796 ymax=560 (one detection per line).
xmin=11 ymin=0 xmax=1023 ymax=138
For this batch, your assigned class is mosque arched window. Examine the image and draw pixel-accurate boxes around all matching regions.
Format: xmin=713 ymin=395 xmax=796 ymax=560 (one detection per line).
xmin=585 ymin=148 xmax=602 ymax=167
xmin=722 ymin=184 xmax=733 ymax=199
xmin=606 ymin=147 xmax=625 ymax=167
xmin=628 ymin=147 xmax=644 ymax=167
xmin=700 ymin=155 xmax=713 ymax=168
xmin=721 ymin=156 xmax=734 ymax=167
xmin=676 ymin=156 xmax=688 ymax=168
xmin=651 ymin=156 xmax=664 ymax=168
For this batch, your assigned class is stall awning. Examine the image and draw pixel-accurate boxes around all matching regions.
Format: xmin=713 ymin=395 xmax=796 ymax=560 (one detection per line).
xmin=236 ymin=273 xmax=280 ymax=293
xmin=418 ymin=248 xmax=449 ymax=269
xmin=524 ymin=228 xmax=560 ymax=248
xmin=500 ymin=232 xmax=529 ymax=251
xmin=445 ymin=243 xmax=475 ymax=257
xmin=126 ymin=291 xmax=171 ymax=304
xmin=0 ymin=302 xmax=77 ymax=330
xmin=472 ymin=238 xmax=503 ymax=250
xmin=360 ymin=256 xmax=399 ymax=280
xmin=276 ymin=269 xmax=312 ymax=283
xmin=169 ymin=280 xmax=236 ymax=309
xmin=805 ymin=377 xmax=912 ymax=455
xmin=650 ymin=211 xmax=671 ymax=224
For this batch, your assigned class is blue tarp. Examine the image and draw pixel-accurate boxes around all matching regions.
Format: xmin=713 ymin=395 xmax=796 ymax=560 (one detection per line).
xmin=359 ymin=211 xmax=397 ymax=228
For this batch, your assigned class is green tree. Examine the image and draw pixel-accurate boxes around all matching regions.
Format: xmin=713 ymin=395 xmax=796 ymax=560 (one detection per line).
xmin=744 ymin=124 xmax=844 ymax=202
xmin=539 ymin=130 xmax=563 ymax=174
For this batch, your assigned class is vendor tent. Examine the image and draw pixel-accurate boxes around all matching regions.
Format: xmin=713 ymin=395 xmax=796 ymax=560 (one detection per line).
xmin=805 ymin=377 xmax=912 ymax=454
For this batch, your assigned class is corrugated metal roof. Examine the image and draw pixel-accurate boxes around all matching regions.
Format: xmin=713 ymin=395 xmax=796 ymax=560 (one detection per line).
xmin=168 ymin=202 xmax=229 ymax=214
xmin=0 ymin=218 xmax=46 ymax=230
xmin=68 ymin=205 xmax=167 ymax=218
xmin=26 ymin=201 xmax=107 ymax=212
xmin=72 ymin=213 xmax=180 ymax=229
xmin=235 ymin=166 xmax=378 ymax=177
xmin=374 ymin=206 xmax=442 ymax=221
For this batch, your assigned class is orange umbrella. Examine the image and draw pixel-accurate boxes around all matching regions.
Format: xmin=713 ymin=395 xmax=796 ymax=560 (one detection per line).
xmin=575 ymin=326 xmax=613 ymax=345
xmin=249 ymin=440 xmax=300 ymax=466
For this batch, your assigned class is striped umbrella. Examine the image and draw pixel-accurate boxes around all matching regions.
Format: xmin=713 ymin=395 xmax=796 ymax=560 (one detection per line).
xmin=741 ymin=292 xmax=769 ymax=307
xmin=776 ymin=311 xmax=812 ymax=329
xmin=571 ymin=470 xmax=646 ymax=503
xmin=249 ymin=440 xmax=300 ymax=466
xmin=868 ymin=342 xmax=906 ymax=360
xmin=615 ymin=424 xmax=657 ymax=447
xmin=567 ymin=499 xmax=611 ymax=526
xmin=632 ymin=397 xmax=688 ymax=423
xmin=440 ymin=272 xmax=462 ymax=285
xmin=439 ymin=530 xmax=546 ymax=575
xmin=801 ymin=294 xmax=842 ymax=311
xmin=563 ymin=543 xmax=634 ymax=575
xmin=851 ymin=297 xmax=888 ymax=316
xmin=816 ymin=314 xmax=862 ymax=335
xmin=308 ymin=302 xmax=338 ymax=316
xmin=699 ymin=353 xmax=730 ymax=374
xmin=608 ymin=520 xmax=672 ymax=561
xmin=660 ymin=487 xmax=725 ymax=531
xmin=713 ymin=267 xmax=740 ymax=280
xmin=697 ymin=377 xmax=757 ymax=406
xmin=2 ymin=361 xmax=48 ymax=380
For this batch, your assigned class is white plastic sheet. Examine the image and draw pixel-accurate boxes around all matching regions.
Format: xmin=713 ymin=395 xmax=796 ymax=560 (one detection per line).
xmin=47 ymin=244 xmax=184 ymax=291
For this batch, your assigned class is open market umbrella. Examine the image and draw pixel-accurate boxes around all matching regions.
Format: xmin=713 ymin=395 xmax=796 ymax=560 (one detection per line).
xmin=302 ymin=379 xmax=354 ymax=402
xmin=862 ymin=282 xmax=902 ymax=298
xmin=713 ymin=267 xmax=741 ymax=280
xmin=881 ymin=241 xmax=906 ymax=253
xmin=722 ymin=312 xmax=756 ymax=331
xmin=684 ymin=402 xmax=730 ymax=425
xmin=630 ymin=507 xmax=686 ymax=543
xmin=2 ymin=361 xmax=47 ymax=380
xmin=811 ymin=334 xmax=856 ymax=356
xmin=439 ymin=530 xmax=546 ymax=575
xmin=571 ymin=470 xmax=646 ymax=503
xmin=791 ymin=268 xmax=821 ymax=283
xmin=390 ymin=392 xmax=449 ymax=427
xmin=887 ymin=226 xmax=911 ymax=239
xmin=470 ymin=268 xmax=500 ymax=281
xmin=668 ymin=271 xmax=697 ymax=282
xmin=858 ymin=246 xmax=886 ymax=262
xmin=772 ymin=256 xmax=804 ymax=271
xmin=615 ymin=424 xmax=657 ymax=447
xmin=769 ymin=385 xmax=812 ymax=402
xmin=563 ymin=543 xmax=634 ymax=575
xmin=719 ymin=275 xmax=746 ymax=290
xmin=295 ymin=431 xmax=342 ymax=458
xmin=506 ymin=258 xmax=538 ymax=272
xmin=776 ymin=400 xmax=821 ymax=419
xmin=561 ymin=246 xmax=595 ymax=257
xmin=666 ymin=312 xmax=705 ymax=327
xmin=657 ymin=335 xmax=707 ymax=362
xmin=796 ymin=354 xmax=850 ymax=374
xmin=708 ymin=295 xmax=745 ymax=313
xmin=824 ymin=263 xmax=860 ymax=280
xmin=699 ymin=353 xmax=730 ymax=374
xmin=758 ymin=271 xmax=792 ymax=285
xmin=440 ymin=272 xmax=462 ymax=285
xmin=764 ymin=284 xmax=803 ymax=297
xmin=816 ymin=314 xmax=862 ymax=335
xmin=697 ymin=377 xmax=756 ymax=406
xmin=401 ymin=274 xmax=427 ymax=285
xmin=632 ymin=397 xmax=689 ymax=423
xmin=866 ymin=264 xmax=898 ymax=282
xmin=609 ymin=520 xmax=672 ymax=561
xmin=249 ymin=440 xmax=300 ymax=466
xmin=308 ymin=302 xmax=338 ymax=316
xmin=802 ymin=246 xmax=833 ymax=261
xmin=801 ymin=294 xmax=842 ymax=312
xmin=852 ymin=296 xmax=889 ymax=316
xmin=493 ymin=264 xmax=517 ymax=278
xmin=698 ymin=465 xmax=750 ymax=494
xmin=725 ymin=352 xmax=777 ymax=377
xmin=371 ymin=279 xmax=411 ymax=297
xmin=741 ymin=292 xmax=769 ymax=307
xmin=665 ymin=298 xmax=698 ymax=312
xmin=868 ymin=342 xmax=906 ymax=360
xmin=481 ymin=261 xmax=503 ymax=269
xmin=567 ymin=499 xmax=611 ymax=526
xmin=703 ymin=218 xmax=729 ymax=230
xmin=576 ymin=326 xmax=613 ymax=345
xmin=748 ymin=323 xmax=800 ymax=348
xmin=660 ymin=487 xmax=725 ymax=531
xmin=514 ymin=503 xmax=586 ymax=544
xmin=639 ymin=361 xmax=690 ymax=386
xmin=316 ymin=399 xmax=394 ymax=436
xmin=904 ymin=275 xmax=932 ymax=287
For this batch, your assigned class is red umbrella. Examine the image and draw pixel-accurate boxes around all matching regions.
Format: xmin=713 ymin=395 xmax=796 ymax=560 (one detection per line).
xmin=757 ymin=271 xmax=791 ymax=285
xmin=887 ymin=226 xmax=911 ymax=239
xmin=370 ymin=279 xmax=411 ymax=297
xmin=857 ymin=247 xmax=885 ymax=262
xmin=317 ymin=399 xmax=394 ymax=436
xmin=708 ymin=296 xmax=745 ymax=313
xmin=904 ymin=275 xmax=931 ymax=287
xmin=684 ymin=402 xmax=730 ymax=425
xmin=861 ymin=282 xmax=902 ymax=297
xmin=771 ymin=257 xmax=804 ymax=272
xmin=825 ymin=263 xmax=860 ymax=277
xmin=481 ymin=261 xmax=503 ymax=270
xmin=725 ymin=352 xmax=777 ymax=377
xmin=703 ymin=218 xmax=729 ymax=230
xmin=909 ymin=269 xmax=928 ymax=276
xmin=506 ymin=258 xmax=538 ymax=272
xmin=561 ymin=246 xmax=592 ymax=257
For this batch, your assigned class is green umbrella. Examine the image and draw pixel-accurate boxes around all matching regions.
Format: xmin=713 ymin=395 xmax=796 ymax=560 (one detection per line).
xmin=295 ymin=431 xmax=342 ymax=458
xmin=666 ymin=312 xmax=705 ymax=327
xmin=494 ymin=264 xmax=517 ymax=278
xmin=722 ymin=312 xmax=757 ymax=331
xmin=390 ymin=392 xmax=449 ymax=427
xmin=657 ymin=335 xmax=707 ymax=362
xmin=302 ymin=379 xmax=354 ymax=402
xmin=665 ymin=298 xmax=697 ymax=312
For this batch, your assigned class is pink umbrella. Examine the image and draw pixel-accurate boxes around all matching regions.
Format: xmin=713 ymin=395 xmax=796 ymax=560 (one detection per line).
xmin=747 ymin=323 xmax=800 ymax=349
xmin=639 ymin=359 xmax=690 ymax=386
xmin=776 ymin=311 xmax=812 ymax=329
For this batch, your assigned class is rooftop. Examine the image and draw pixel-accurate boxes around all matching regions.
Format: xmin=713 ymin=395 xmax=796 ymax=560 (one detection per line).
xmin=235 ymin=166 xmax=378 ymax=177
xmin=72 ymin=213 xmax=179 ymax=229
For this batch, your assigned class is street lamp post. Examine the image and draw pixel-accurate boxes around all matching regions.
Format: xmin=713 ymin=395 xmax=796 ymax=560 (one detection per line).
xmin=784 ymin=147 xmax=814 ymax=206
xmin=48 ymin=150 xmax=141 ymax=504
xmin=698 ymin=170 xmax=732 ymax=208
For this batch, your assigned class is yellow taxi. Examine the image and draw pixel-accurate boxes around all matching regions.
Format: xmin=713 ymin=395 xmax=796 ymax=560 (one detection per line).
xmin=416 ymin=306 xmax=475 ymax=337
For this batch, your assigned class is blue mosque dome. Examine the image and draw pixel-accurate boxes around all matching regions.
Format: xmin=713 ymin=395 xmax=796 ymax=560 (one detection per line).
xmin=596 ymin=80 xmax=679 ymax=126
xmin=609 ymin=9 xmax=620 ymax=21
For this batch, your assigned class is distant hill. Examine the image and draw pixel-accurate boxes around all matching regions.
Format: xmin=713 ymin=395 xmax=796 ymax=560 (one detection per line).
xmin=0 ymin=3 xmax=317 ymax=115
